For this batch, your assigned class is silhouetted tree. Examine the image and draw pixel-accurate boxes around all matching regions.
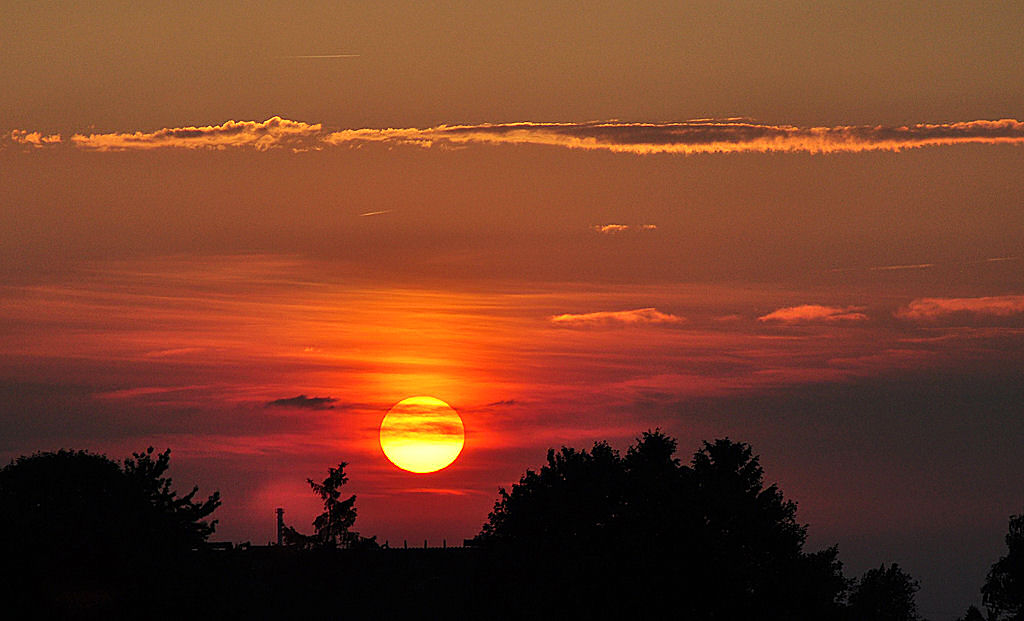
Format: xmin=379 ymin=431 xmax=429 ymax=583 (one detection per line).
xmin=122 ymin=446 xmax=222 ymax=547
xmin=283 ymin=462 xmax=377 ymax=549
xmin=848 ymin=563 xmax=922 ymax=621
xmin=684 ymin=438 xmax=847 ymax=619
xmin=0 ymin=447 xmax=220 ymax=563
xmin=478 ymin=440 xmax=625 ymax=549
xmin=474 ymin=431 xmax=848 ymax=619
xmin=982 ymin=511 xmax=1024 ymax=620
xmin=309 ymin=462 xmax=358 ymax=547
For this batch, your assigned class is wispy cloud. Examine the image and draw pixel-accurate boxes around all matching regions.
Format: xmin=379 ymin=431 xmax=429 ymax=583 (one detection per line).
xmin=550 ymin=307 xmax=685 ymax=328
xmin=758 ymin=305 xmax=869 ymax=324
xmin=266 ymin=394 xmax=338 ymax=410
xmin=322 ymin=118 xmax=1024 ymax=155
xmin=70 ymin=117 xmax=322 ymax=151
xmin=896 ymin=295 xmax=1024 ymax=321
xmin=592 ymin=224 xmax=657 ymax=234
xmin=831 ymin=257 xmax=1019 ymax=274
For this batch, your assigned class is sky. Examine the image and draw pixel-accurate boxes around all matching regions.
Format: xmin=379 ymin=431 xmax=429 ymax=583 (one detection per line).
xmin=2 ymin=2 xmax=1023 ymax=617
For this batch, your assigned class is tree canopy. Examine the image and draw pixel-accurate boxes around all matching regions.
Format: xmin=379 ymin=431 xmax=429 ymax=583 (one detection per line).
xmin=848 ymin=563 xmax=922 ymax=621
xmin=474 ymin=431 xmax=849 ymax=619
xmin=0 ymin=447 xmax=220 ymax=564
xmin=982 ymin=510 xmax=1024 ymax=620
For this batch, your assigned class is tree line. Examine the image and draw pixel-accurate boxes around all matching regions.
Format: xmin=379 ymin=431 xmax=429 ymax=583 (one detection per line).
xmin=1 ymin=432 xmax=1021 ymax=619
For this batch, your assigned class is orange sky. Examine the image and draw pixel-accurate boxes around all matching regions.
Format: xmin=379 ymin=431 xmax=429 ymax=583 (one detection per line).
xmin=2 ymin=3 xmax=1024 ymax=618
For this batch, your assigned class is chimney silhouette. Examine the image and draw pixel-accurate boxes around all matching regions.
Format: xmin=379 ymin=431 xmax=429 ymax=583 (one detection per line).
xmin=276 ymin=508 xmax=285 ymax=546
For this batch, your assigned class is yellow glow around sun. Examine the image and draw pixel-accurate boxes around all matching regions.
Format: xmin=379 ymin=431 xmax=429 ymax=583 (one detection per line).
xmin=379 ymin=396 xmax=465 ymax=473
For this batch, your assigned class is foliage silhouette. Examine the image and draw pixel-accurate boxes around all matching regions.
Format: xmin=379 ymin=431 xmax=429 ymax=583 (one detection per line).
xmin=474 ymin=430 xmax=849 ymax=619
xmin=982 ymin=510 xmax=1024 ymax=620
xmin=847 ymin=563 xmax=922 ymax=621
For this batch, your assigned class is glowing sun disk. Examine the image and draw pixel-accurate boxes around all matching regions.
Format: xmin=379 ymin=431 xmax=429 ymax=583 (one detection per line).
xmin=379 ymin=396 xmax=465 ymax=473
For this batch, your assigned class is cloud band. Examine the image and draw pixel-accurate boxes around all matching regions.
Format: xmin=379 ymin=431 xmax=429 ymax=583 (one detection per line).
xmin=323 ymin=118 xmax=1024 ymax=155
xmin=7 ymin=117 xmax=1024 ymax=154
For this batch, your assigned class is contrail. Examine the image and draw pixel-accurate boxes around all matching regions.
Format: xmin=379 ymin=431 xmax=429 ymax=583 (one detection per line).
xmin=281 ymin=54 xmax=360 ymax=59
xmin=868 ymin=263 xmax=934 ymax=271
xmin=359 ymin=210 xmax=392 ymax=217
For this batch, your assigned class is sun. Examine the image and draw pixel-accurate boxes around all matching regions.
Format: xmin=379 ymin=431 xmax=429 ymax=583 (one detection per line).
xmin=379 ymin=396 xmax=465 ymax=473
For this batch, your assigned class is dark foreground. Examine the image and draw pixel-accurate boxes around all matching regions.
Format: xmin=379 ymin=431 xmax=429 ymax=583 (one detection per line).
xmin=4 ymin=545 xmax=687 ymax=619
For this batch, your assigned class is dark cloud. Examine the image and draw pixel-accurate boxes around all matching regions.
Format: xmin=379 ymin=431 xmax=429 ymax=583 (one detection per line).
xmin=0 ymin=381 xmax=336 ymax=457
xmin=265 ymin=394 xmax=338 ymax=410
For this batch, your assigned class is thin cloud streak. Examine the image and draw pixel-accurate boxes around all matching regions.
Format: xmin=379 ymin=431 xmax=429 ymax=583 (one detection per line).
xmin=550 ymin=308 xmax=685 ymax=328
xmin=758 ymin=305 xmax=869 ymax=324
xmin=11 ymin=117 xmax=1024 ymax=154
xmin=869 ymin=263 xmax=934 ymax=271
